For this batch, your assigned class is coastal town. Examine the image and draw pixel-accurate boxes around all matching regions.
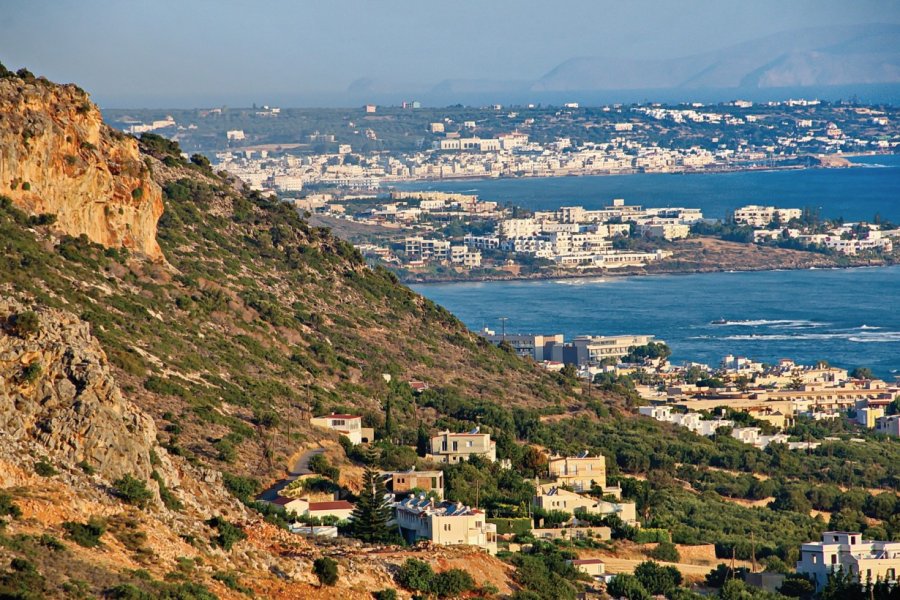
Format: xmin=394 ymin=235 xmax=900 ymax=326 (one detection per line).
xmin=105 ymin=99 xmax=900 ymax=192
xmin=322 ymin=191 xmax=898 ymax=281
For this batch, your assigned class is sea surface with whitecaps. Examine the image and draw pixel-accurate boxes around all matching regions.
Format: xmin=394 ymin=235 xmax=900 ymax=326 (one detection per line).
xmin=413 ymin=265 xmax=900 ymax=378
xmin=406 ymin=155 xmax=900 ymax=377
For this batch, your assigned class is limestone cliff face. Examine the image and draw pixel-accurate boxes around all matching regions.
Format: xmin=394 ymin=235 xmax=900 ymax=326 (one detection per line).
xmin=0 ymin=76 xmax=164 ymax=260
xmin=0 ymin=297 xmax=158 ymax=482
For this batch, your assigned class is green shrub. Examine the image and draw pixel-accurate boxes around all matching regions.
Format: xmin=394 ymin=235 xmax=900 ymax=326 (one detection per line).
xmin=222 ymin=473 xmax=261 ymax=503
xmin=34 ymin=460 xmax=56 ymax=477
xmin=206 ymin=516 xmax=246 ymax=550
xmin=0 ymin=493 xmax=22 ymax=519
xmin=63 ymin=518 xmax=106 ymax=548
xmin=373 ymin=590 xmax=398 ymax=600
xmin=9 ymin=311 xmax=40 ymax=337
xmin=113 ymin=474 xmax=154 ymax=508
xmin=395 ymin=559 xmax=434 ymax=593
xmin=77 ymin=460 xmax=95 ymax=475
xmin=313 ymin=556 xmax=339 ymax=586
xmin=633 ymin=560 xmax=682 ymax=595
xmin=213 ymin=571 xmax=253 ymax=595
xmin=432 ymin=568 xmax=475 ymax=598
xmin=20 ymin=361 xmax=41 ymax=383
xmin=606 ymin=573 xmax=651 ymax=600
xmin=647 ymin=541 xmax=680 ymax=562
xmin=152 ymin=471 xmax=183 ymax=511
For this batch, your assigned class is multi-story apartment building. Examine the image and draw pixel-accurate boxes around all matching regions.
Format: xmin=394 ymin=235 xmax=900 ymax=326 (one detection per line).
xmin=428 ymin=429 xmax=497 ymax=464
xmin=478 ymin=332 xmax=564 ymax=361
xmin=733 ymin=205 xmax=803 ymax=227
xmin=548 ymin=453 xmax=619 ymax=496
xmin=395 ymin=495 xmax=498 ymax=554
xmin=404 ymin=237 xmax=451 ymax=261
xmin=569 ymin=334 xmax=658 ymax=364
xmin=636 ymin=220 xmax=690 ymax=240
xmin=498 ymin=218 xmax=540 ymax=238
xmin=797 ymin=532 xmax=900 ymax=590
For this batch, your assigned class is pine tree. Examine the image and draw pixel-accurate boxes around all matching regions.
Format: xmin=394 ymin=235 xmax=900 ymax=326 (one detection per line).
xmin=416 ymin=423 xmax=430 ymax=457
xmin=350 ymin=446 xmax=392 ymax=543
xmin=383 ymin=397 xmax=394 ymax=439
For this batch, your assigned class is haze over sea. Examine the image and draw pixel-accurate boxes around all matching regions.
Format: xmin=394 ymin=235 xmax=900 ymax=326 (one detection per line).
xmin=408 ymin=156 xmax=900 ymax=377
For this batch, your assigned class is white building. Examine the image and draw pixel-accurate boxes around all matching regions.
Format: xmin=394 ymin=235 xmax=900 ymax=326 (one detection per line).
xmin=876 ymin=415 xmax=900 ymax=437
xmin=733 ymin=205 xmax=803 ymax=227
xmin=428 ymin=429 xmax=496 ymax=464
xmin=396 ymin=495 xmax=497 ymax=554
xmin=309 ymin=413 xmax=374 ymax=445
xmin=797 ymin=531 xmax=900 ymax=590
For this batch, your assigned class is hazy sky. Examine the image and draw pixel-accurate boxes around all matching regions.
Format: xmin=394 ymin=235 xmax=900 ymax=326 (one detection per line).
xmin=3 ymin=0 xmax=898 ymax=106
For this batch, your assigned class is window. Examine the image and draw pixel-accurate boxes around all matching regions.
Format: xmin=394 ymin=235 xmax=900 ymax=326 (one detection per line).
xmin=831 ymin=555 xmax=837 ymax=565
xmin=452 ymin=441 xmax=458 ymax=451
xmin=466 ymin=440 xmax=473 ymax=448
xmin=443 ymin=524 xmax=451 ymax=532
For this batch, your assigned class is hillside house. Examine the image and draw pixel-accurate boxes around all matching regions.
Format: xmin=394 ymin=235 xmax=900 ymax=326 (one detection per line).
xmin=428 ymin=429 xmax=497 ymax=464
xmin=389 ymin=469 xmax=445 ymax=499
xmin=309 ymin=413 xmax=374 ymax=445
xmin=797 ymin=531 xmax=900 ymax=590
xmin=548 ymin=453 xmax=620 ymax=497
xmin=396 ymin=495 xmax=497 ymax=554
xmin=533 ymin=486 xmax=637 ymax=525
xmin=567 ymin=558 xmax=606 ymax=579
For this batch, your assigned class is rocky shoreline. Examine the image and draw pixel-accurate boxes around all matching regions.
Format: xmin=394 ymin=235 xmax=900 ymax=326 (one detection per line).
xmin=399 ymin=238 xmax=895 ymax=285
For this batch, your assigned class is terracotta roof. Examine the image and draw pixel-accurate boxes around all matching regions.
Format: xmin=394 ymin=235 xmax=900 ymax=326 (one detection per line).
xmin=308 ymin=501 xmax=354 ymax=511
xmin=271 ymin=497 xmax=299 ymax=506
xmin=571 ymin=559 xmax=605 ymax=565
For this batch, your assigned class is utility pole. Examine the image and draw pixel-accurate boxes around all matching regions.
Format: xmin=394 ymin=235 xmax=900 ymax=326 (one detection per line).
xmin=751 ymin=531 xmax=757 ymax=573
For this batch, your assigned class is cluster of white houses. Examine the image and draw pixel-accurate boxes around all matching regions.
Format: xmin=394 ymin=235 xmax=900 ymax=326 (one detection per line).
xmin=463 ymin=199 xmax=699 ymax=269
xmin=735 ymin=204 xmax=897 ymax=255
xmin=266 ymin=414 xmax=640 ymax=555
xmin=635 ymin=352 xmax=900 ymax=448
xmin=639 ymin=405 xmax=819 ymax=450
xmin=276 ymin=410 xmax=900 ymax=588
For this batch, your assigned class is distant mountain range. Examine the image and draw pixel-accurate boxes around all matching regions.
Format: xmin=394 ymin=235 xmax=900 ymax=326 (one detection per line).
xmin=343 ymin=23 xmax=900 ymax=106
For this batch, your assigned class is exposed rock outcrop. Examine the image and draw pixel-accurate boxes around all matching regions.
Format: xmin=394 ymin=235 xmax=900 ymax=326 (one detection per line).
xmin=0 ymin=75 xmax=164 ymax=260
xmin=0 ymin=297 xmax=158 ymax=482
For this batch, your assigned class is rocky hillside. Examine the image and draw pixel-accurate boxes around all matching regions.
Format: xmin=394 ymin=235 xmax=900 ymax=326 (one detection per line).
xmin=0 ymin=68 xmax=163 ymax=260
xmin=0 ymin=65 xmax=569 ymax=597
xmin=0 ymin=297 xmax=158 ymax=483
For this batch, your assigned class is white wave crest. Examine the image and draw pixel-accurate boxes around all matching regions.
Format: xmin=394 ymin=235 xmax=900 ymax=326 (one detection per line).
xmin=715 ymin=319 xmax=822 ymax=328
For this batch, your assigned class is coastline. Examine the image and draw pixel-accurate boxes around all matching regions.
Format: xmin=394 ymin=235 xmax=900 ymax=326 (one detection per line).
xmin=380 ymin=151 xmax=892 ymax=187
xmin=400 ymin=253 xmax=895 ymax=286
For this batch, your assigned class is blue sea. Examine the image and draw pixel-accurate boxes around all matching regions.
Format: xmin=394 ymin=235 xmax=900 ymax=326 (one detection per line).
xmin=412 ymin=267 xmax=900 ymax=378
xmin=394 ymin=154 xmax=900 ymax=222
xmin=405 ymin=156 xmax=900 ymax=377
